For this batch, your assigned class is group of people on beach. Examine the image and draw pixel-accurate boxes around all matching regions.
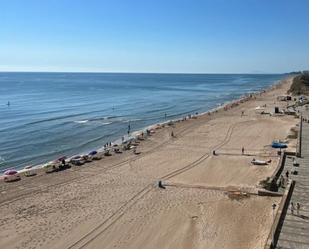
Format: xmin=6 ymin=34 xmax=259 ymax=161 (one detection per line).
xmin=223 ymin=93 xmax=257 ymax=112
xmin=279 ymin=170 xmax=291 ymax=188
xmin=278 ymin=170 xmax=303 ymax=217
xmin=103 ymin=142 xmax=112 ymax=149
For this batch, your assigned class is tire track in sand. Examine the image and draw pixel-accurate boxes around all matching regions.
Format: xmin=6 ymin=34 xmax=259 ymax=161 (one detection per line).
xmin=66 ymin=120 xmax=251 ymax=249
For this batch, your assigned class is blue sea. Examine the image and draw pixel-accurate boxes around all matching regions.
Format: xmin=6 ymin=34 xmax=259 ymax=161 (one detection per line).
xmin=0 ymin=73 xmax=285 ymax=171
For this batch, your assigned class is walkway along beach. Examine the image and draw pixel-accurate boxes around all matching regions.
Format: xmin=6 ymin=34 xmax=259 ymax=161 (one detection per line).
xmin=0 ymin=76 xmax=300 ymax=249
xmin=274 ymin=105 xmax=309 ymax=248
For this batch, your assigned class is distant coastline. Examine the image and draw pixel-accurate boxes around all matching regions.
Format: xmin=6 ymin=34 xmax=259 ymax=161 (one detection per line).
xmin=0 ymin=70 xmax=290 ymax=74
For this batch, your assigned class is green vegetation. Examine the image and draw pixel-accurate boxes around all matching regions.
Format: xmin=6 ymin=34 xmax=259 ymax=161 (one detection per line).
xmin=288 ymin=73 xmax=309 ymax=95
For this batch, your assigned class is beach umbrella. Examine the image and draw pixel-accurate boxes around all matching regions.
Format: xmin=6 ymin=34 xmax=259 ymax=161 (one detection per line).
xmin=88 ymin=151 xmax=97 ymax=156
xmin=4 ymin=169 xmax=18 ymax=175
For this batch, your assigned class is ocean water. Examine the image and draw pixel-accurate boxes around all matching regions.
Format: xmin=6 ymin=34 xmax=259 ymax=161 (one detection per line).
xmin=0 ymin=73 xmax=285 ymax=171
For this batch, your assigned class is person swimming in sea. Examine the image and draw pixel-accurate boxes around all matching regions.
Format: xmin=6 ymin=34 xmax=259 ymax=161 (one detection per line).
xmin=7 ymin=101 xmax=10 ymax=106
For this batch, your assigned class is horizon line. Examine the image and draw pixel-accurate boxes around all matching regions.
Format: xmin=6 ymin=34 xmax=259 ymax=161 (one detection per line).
xmin=0 ymin=70 xmax=290 ymax=75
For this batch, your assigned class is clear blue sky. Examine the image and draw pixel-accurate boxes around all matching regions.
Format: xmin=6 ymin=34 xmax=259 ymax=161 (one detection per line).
xmin=1 ymin=0 xmax=309 ymax=73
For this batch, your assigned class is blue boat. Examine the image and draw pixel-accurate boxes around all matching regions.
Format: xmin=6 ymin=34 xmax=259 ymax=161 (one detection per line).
xmin=271 ymin=142 xmax=288 ymax=149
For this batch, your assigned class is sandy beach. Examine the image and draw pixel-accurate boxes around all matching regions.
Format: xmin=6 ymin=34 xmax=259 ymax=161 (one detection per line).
xmin=0 ymin=77 xmax=299 ymax=249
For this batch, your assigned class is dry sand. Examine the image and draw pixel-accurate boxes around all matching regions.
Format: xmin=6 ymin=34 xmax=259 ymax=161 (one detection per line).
xmin=0 ymin=77 xmax=298 ymax=249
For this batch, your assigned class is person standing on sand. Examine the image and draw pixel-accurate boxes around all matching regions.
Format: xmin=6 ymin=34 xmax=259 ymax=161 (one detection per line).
xmin=282 ymin=177 xmax=286 ymax=188
xmin=291 ymin=202 xmax=294 ymax=215
xmin=296 ymin=203 xmax=300 ymax=215
xmin=128 ymin=124 xmax=131 ymax=135
xmin=242 ymin=147 xmax=245 ymax=155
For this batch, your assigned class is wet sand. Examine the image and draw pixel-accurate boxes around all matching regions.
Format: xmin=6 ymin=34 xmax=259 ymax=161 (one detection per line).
xmin=0 ymin=77 xmax=298 ymax=249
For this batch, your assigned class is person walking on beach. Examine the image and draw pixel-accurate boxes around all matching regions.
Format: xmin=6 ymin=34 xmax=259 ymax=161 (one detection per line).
xmin=241 ymin=147 xmax=245 ymax=155
xmin=296 ymin=203 xmax=300 ymax=216
xmin=128 ymin=124 xmax=131 ymax=135
xmin=291 ymin=202 xmax=294 ymax=215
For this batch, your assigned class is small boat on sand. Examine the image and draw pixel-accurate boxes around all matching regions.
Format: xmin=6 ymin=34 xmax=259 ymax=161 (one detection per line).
xmin=271 ymin=141 xmax=287 ymax=149
xmin=251 ymin=159 xmax=271 ymax=165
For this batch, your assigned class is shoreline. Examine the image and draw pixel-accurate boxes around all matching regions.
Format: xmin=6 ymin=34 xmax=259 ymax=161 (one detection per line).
xmin=0 ymin=77 xmax=289 ymax=178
